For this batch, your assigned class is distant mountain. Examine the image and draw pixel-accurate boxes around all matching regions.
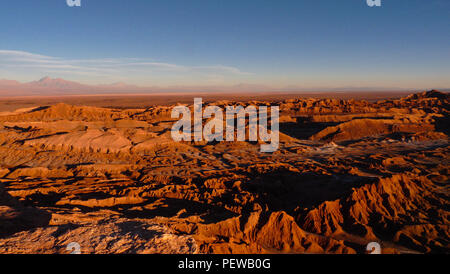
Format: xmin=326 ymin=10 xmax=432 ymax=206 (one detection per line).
xmin=26 ymin=77 xmax=88 ymax=90
xmin=0 ymin=77 xmax=448 ymax=97
xmin=0 ymin=77 xmax=144 ymax=96
xmin=0 ymin=79 xmax=21 ymax=86
xmin=0 ymin=77 xmax=275 ymax=96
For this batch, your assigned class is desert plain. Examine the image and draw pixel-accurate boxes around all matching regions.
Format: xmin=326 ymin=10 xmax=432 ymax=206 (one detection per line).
xmin=0 ymin=90 xmax=448 ymax=254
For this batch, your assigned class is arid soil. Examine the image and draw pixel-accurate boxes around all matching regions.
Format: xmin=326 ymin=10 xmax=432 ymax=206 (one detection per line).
xmin=0 ymin=90 xmax=448 ymax=254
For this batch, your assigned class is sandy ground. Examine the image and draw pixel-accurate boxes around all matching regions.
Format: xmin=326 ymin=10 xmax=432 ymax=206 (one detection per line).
xmin=0 ymin=91 xmax=413 ymax=112
xmin=0 ymin=90 xmax=448 ymax=254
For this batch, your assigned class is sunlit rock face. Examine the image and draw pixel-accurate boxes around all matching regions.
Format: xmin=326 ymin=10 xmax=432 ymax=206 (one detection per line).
xmin=0 ymin=90 xmax=448 ymax=254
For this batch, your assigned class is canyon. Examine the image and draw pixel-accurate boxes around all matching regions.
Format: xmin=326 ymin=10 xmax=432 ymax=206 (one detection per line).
xmin=0 ymin=90 xmax=448 ymax=254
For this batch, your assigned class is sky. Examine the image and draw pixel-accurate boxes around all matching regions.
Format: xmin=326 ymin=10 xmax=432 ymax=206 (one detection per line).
xmin=0 ymin=0 xmax=449 ymax=90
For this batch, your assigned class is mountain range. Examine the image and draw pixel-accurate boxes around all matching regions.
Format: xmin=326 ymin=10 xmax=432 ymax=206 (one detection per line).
xmin=0 ymin=77 xmax=147 ymax=96
xmin=0 ymin=77 xmax=288 ymax=96
xmin=1 ymin=77 xmax=445 ymax=97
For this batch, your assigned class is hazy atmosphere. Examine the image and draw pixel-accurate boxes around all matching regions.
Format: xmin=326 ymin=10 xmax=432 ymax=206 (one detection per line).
xmin=0 ymin=0 xmax=449 ymax=91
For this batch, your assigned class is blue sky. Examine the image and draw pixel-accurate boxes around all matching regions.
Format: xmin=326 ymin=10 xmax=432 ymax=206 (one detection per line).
xmin=0 ymin=0 xmax=449 ymax=90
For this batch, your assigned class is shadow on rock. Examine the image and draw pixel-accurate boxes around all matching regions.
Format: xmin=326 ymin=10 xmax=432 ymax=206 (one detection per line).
xmin=0 ymin=185 xmax=51 ymax=238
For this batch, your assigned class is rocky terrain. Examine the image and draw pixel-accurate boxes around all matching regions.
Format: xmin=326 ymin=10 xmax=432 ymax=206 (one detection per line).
xmin=0 ymin=90 xmax=448 ymax=254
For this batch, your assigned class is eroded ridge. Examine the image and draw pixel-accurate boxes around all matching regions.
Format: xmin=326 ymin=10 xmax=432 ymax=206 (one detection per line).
xmin=0 ymin=90 xmax=448 ymax=254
